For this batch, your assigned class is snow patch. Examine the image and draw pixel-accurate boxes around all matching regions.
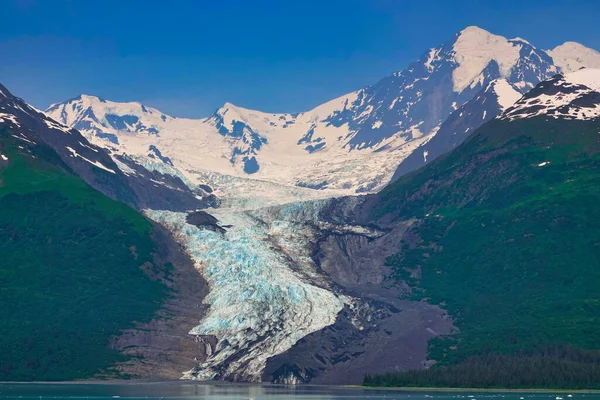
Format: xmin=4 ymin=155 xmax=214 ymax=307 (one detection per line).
xmin=44 ymin=118 xmax=71 ymax=134
xmin=65 ymin=146 xmax=116 ymax=174
xmin=424 ymin=48 xmax=441 ymax=72
xmin=564 ymin=68 xmax=600 ymax=91
xmin=11 ymin=134 xmax=35 ymax=144
xmin=0 ymin=113 xmax=20 ymax=127
xmin=492 ymin=79 xmax=522 ymax=110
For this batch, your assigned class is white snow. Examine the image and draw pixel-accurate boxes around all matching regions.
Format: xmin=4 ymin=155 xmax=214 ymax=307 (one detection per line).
xmin=564 ymin=67 xmax=600 ymax=90
xmin=65 ymin=146 xmax=116 ymax=174
xmin=452 ymin=26 xmax=520 ymax=93
xmin=0 ymin=113 xmax=20 ymax=127
xmin=548 ymin=42 xmax=600 ymax=74
xmin=46 ymin=89 xmax=428 ymax=196
xmin=11 ymin=134 xmax=35 ymax=144
xmin=44 ymin=118 xmax=71 ymax=134
xmin=492 ymin=79 xmax=522 ymax=110
xmin=424 ymin=48 xmax=441 ymax=72
xmin=511 ymin=37 xmax=532 ymax=45
xmin=79 ymin=141 xmax=99 ymax=152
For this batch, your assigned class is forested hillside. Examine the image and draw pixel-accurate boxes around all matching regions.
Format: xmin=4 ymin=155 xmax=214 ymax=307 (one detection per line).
xmin=0 ymin=128 xmax=172 ymax=381
xmin=364 ymin=116 xmax=600 ymax=388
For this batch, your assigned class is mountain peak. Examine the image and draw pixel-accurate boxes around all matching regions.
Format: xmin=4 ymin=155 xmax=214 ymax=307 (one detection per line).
xmin=458 ymin=25 xmax=493 ymax=37
xmin=79 ymin=94 xmax=104 ymax=102
xmin=219 ymin=101 xmax=243 ymax=113
xmin=218 ymin=101 xmax=265 ymax=116
xmin=451 ymin=26 xmax=520 ymax=93
xmin=0 ymin=83 xmax=13 ymax=99
xmin=548 ymin=41 xmax=600 ymax=73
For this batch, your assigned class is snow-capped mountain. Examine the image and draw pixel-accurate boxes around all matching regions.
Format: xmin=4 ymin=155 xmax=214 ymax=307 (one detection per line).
xmin=0 ymin=85 xmax=214 ymax=211
xmin=502 ymin=68 xmax=600 ymax=121
xmin=324 ymin=27 xmax=555 ymax=149
xmin=388 ymin=35 xmax=600 ymax=181
xmin=46 ymin=94 xmax=173 ymax=144
xmin=547 ymin=42 xmax=600 ymax=74
xmin=47 ymin=26 xmax=600 ymax=197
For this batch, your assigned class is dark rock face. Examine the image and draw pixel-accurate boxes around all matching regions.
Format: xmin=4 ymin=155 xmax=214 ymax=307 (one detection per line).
xmin=212 ymin=109 xmax=268 ymax=172
xmin=186 ymin=210 xmax=226 ymax=233
xmin=264 ymin=300 xmax=451 ymax=385
xmin=148 ymin=144 xmax=174 ymax=165
xmin=261 ymin=196 xmax=454 ymax=384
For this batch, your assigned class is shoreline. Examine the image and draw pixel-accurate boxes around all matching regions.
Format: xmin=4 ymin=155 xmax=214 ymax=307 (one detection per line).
xmin=1 ymin=380 xmax=600 ymax=393
xmin=355 ymin=386 xmax=600 ymax=393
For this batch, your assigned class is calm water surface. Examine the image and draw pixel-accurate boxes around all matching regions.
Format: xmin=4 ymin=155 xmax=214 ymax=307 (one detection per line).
xmin=0 ymin=383 xmax=596 ymax=400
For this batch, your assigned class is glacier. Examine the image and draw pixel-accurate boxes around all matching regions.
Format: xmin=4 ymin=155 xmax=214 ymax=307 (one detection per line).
xmin=146 ymin=204 xmax=345 ymax=381
xmin=145 ymin=192 xmax=386 ymax=381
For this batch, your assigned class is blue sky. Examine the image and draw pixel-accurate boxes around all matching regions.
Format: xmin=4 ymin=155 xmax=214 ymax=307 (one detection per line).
xmin=1 ymin=0 xmax=599 ymax=117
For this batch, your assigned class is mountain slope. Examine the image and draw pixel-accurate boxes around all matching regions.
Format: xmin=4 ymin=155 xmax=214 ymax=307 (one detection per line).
xmin=502 ymin=68 xmax=600 ymax=120
xmin=1 ymin=86 xmax=214 ymax=212
xmin=357 ymin=69 xmax=600 ymax=388
xmin=391 ymin=78 xmax=522 ymax=179
xmin=0 ymin=117 xmax=171 ymax=381
xmin=47 ymin=26 xmax=594 ymax=196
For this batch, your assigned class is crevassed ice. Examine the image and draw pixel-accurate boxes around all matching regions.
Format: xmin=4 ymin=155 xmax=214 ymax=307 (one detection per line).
xmin=146 ymin=208 xmax=344 ymax=381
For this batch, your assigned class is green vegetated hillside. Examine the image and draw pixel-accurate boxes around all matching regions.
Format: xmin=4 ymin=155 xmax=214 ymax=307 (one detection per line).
xmin=0 ymin=129 xmax=170 ymax=381
xmin=364 ymin=117 xmax=600 ymax=388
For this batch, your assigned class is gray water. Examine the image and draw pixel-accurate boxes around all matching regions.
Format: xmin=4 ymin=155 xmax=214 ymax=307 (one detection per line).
xmin=0 ymin=383 xmax=595 ymax=400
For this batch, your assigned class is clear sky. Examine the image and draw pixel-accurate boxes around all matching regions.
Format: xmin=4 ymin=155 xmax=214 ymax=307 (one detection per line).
xmin=1 ymin=0 xmax=599 ymax=118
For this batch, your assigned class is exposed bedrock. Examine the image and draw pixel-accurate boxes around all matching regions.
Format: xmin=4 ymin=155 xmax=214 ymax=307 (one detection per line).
xmin=259 ymin=197 xmax=454 ymax=384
